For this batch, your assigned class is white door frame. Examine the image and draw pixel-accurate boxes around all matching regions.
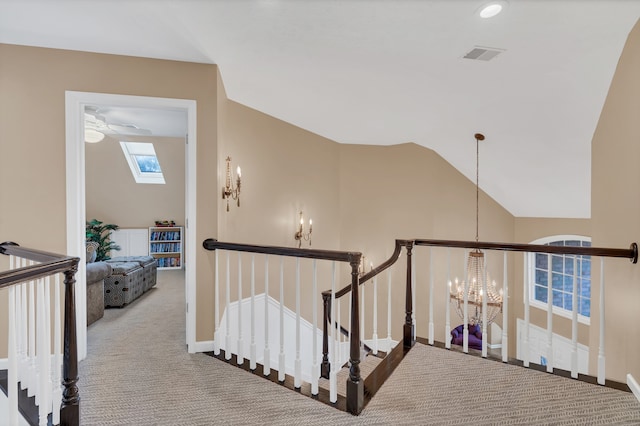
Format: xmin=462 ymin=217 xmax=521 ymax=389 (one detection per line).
xmin=65 ymin=91 xmax=197 ymax=359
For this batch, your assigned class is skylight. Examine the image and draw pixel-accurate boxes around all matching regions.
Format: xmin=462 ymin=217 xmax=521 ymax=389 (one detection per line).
xmin=120 ymin=141 xmax=165 ymax=184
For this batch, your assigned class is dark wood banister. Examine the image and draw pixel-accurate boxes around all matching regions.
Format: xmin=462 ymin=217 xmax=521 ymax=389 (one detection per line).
xmin=202 ymin=238 xmax=365 ymax=414
xmin=0 ymin=241 xmax=80 ymax=426
xmin=413 ymin=239 xmax=638 ymax=263
xmin=320 ymin=240 xmax=410 ymax=378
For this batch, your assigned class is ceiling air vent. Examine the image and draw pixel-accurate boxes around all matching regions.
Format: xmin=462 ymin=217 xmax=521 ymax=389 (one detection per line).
xmin=463 ymin=46 xmax=505 ymax=61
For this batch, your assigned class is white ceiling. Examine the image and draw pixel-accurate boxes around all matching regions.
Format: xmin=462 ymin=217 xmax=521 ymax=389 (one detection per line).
xmin=2 ymin=1 xmax=639 ymax=218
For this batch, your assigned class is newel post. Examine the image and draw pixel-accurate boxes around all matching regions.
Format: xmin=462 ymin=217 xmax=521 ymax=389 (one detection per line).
xmin=404 ymin=242 xmax=415 ymax=348
xmin=346 ymin=254 xmax=363 ymax=415
xmin=321 ymin=292 xmax=331 ymax=379
xmin=60 ymin=267 xmax=80 ymax=426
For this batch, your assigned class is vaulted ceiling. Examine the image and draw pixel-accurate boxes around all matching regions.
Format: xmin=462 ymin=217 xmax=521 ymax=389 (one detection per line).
xmin=2 ymin=1 xmax=639 ymax=218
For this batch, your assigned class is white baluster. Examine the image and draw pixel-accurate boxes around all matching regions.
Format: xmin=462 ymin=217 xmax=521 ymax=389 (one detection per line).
xmin=361 ymin=278 xmax=365 ymax=347
xmin=445 ymin=248 xmax=451 ymax=350
xmin=463 ymin=251 xmax=469 ymax=353
xmin=294 ymin=258 xmax=301 ymax=388
xmin=8 ymin=281 xmax=18 ymax=426
xmin=52 ymin=274 xmax=62 ymax=426
xmin=598 ymin=257 xmax=606 ymax=385
xmin=44 ymin=276 xmax=53 ymax=423
xmin=571 ymin=256 xmax=579 ymax=379
xmin=387 ymin=267 xmax=392 ymax=349
xmin=214 ymin=250 xmax=220 ymax=355
xmin=263 ymin=255 xmax=271 ymax=376
xmin=311 ymin=260 xmax=319 ymax=395
xmin=338 ymin=298 xmax=342 ymax=363
xmin=546 ymin=254 xmax=553 ymax=373
xmin=278 ymin=257 xmax=285 ymax=382
xmin=329 ymin=262 xmax=337 ymax=403
xmin=482 ymin=256 xmax=488 ymax=358
xmin=523 ymin=253 xmax=531 ymax=367
xmin=372 ymin=271 xmax=378 ymax=355
xmin=237 ymin=254 xmax=244 ymax=365
xmin=502 ymin=251 xmax=509 ymax=363
xmin=37 ymin=278 xmax=50 ymax=425
xmin=20 ymin=272 xmax=28 ymax=388
xmin=428 ymin=247 xmax=434 ymax=345
xmin=225 ymin=252 xmax=231 ymax=360
xmin=250 ymin=255 xmax=256 ymax=370
xmin=348 ymin=292 xmax=351 ymax=357
xmin=412 ymin=252 xmax=416 ymax=339
xmin=28 ymin=269 xmax=37 ymax=397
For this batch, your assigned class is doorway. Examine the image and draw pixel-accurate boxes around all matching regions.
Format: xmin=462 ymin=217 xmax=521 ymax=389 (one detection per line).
xmin=65 ymin=91 xmax=197 ymax=360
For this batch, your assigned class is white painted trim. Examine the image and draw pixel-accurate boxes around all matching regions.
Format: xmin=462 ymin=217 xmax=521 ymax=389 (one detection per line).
xmin=0 ymin=358 xmax=7 ymax=370
xmin=190 ymin=340 xmax=215 ymax=353
xmin=65 ymin=91 xmax=197 ymax=359
xmin=627 ymin=374 xmax=640 ymax=403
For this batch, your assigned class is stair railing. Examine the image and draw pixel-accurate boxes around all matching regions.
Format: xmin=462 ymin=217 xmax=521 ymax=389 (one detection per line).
xmin=411 ymin=238 xmax=637 ymax=382
xmin=0 ymin=241 xmax=80 ymax=426
xmin=202 ymin=239 xmax=365 ymax=414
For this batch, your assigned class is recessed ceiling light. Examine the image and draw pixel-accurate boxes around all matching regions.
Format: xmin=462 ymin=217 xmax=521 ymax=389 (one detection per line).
xmin=479 ymin=1 xmax=507 ymax=18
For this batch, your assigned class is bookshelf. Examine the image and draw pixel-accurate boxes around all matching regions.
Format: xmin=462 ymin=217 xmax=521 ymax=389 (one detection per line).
xmin=149 ymin=226 xmax=183 ymax=270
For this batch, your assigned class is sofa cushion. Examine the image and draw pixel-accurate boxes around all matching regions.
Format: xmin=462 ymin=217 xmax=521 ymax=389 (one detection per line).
xmin=86 ymin=261 xmax=112 ymax=283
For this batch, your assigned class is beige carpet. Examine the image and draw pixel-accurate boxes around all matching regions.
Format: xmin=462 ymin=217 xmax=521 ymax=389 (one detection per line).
xmin=80 ymin=270 xmax=640 ymax=425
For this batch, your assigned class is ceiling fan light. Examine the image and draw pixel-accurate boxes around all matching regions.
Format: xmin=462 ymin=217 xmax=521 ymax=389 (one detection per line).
xmin=85 ymin=128 xmax=105 ymax=143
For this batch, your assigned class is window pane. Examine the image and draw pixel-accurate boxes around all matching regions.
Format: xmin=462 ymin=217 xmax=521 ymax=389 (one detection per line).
xmin=564 ymin=256 xmax=575 ymax=274
xmin=134 ymin=155 xmax=162 ymax=173
xmin=563 ymin=294 xmax=573 ymax=311
xmin=535 ymin=253 xmax=548 ymax=269
xmin=580 ymin=278 xmax=591 ymax=297
xmin=552 ymin=272 xmax=563 ymax=290
xmin=566 ymin=240 xmax=580 ymax=247
xmin=563 ymin=275 xmax=574 ymax=292
xmin=535 ymin=285 xmax=548 ymax=303
xmin=552 ymin=255 xmax=563 ymax=272
xmin=580 ymin=297 xmax=591 ymax=317
xmin=552 ymin=290 xmax=563 ymax=308
xmin=535 ymin=269 xmax=548 ymax=286
xmin=581 ymin=258 xmax=591 ymax=276
xmin=582 ymin=241 xmax=592 ymax=247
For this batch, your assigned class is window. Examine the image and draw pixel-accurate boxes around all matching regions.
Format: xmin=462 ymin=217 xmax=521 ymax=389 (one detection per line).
xmin=527 ymin=236 xmax=591 ymax=324
xmin=120 ymin=142 xmax=165 ymax=184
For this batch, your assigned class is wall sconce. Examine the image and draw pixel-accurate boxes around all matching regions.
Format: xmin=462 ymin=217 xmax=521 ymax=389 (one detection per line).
xmin=358 ymin=256 xmax=373 ymax=277
xmin=221 ymin=156 xmax=241 ymax=212
xmin=294 ymin=211 xmax=312 ymax=248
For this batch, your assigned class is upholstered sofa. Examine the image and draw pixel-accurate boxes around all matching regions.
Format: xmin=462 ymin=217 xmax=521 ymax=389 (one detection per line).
xmin=86 ymin=261 xmax=112 ymax=325
xmin=450 ymin=324 xmax=483 ymax=350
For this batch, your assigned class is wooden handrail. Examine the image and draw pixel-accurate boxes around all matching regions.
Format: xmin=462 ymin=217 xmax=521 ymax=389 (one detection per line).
xmin=203 ymin=238 xmax=365 ymax=414
xmin=0 ymin=241 xmax=80 ymax=426
xmin=413 ymin=239 xmax=638 ymax=263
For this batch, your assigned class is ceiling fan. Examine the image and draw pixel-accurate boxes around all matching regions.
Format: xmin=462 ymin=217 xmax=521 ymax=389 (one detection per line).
xmin=84 ymin=106 xmax=152 ymax=142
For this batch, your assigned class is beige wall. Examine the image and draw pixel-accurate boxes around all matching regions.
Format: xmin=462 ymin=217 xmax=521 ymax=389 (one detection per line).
xmin=86 ymin=135 xmax=185 ymax=228
xmin=338 ymin=143 xmax=515 ymax=343
xmin=0 ymin=44 xmax=218 ymax=348
xmin=591 ymin=19 xmax=640 ymax=382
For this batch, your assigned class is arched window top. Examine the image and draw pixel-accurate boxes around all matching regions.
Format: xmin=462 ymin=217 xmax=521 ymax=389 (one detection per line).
xmin=527 ymin=235 xmax=591 ymax=324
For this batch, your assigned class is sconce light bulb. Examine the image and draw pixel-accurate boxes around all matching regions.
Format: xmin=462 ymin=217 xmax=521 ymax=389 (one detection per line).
xmin=237 ymin=166 xmax=241 ymax=177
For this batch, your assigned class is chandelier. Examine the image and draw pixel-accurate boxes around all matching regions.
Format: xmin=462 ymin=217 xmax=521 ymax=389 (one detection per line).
xmin=450 ymin=133 xmax=503 ymax=326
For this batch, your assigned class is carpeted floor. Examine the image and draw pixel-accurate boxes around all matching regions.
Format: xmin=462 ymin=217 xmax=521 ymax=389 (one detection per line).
xmin=80 ymin=270 xmax=640 ymax=425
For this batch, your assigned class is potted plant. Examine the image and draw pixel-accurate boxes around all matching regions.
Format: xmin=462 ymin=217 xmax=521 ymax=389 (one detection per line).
xmin=86 ymin=219 xmax=121 ymax=261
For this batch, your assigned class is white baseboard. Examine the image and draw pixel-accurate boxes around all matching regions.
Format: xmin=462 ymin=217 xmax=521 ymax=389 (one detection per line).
xmin=488 ymin=343 xmax=502 ymax=349
xmin=190 ymin=340 xmax=215 ymax=353
xmin=627 ymin=374 xmax=640 ymax=403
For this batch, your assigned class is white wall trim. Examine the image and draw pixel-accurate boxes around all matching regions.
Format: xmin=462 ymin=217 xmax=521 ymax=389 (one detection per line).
xmin=0 ymin=358 xmax=7 ymax=370
xmin=191 ymin=340 xmax=215 ymax=353
xmin=65 ymin=91 xmax=197 ymax=359
xmin=627 ymin=374 xmax=640 ymax=403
